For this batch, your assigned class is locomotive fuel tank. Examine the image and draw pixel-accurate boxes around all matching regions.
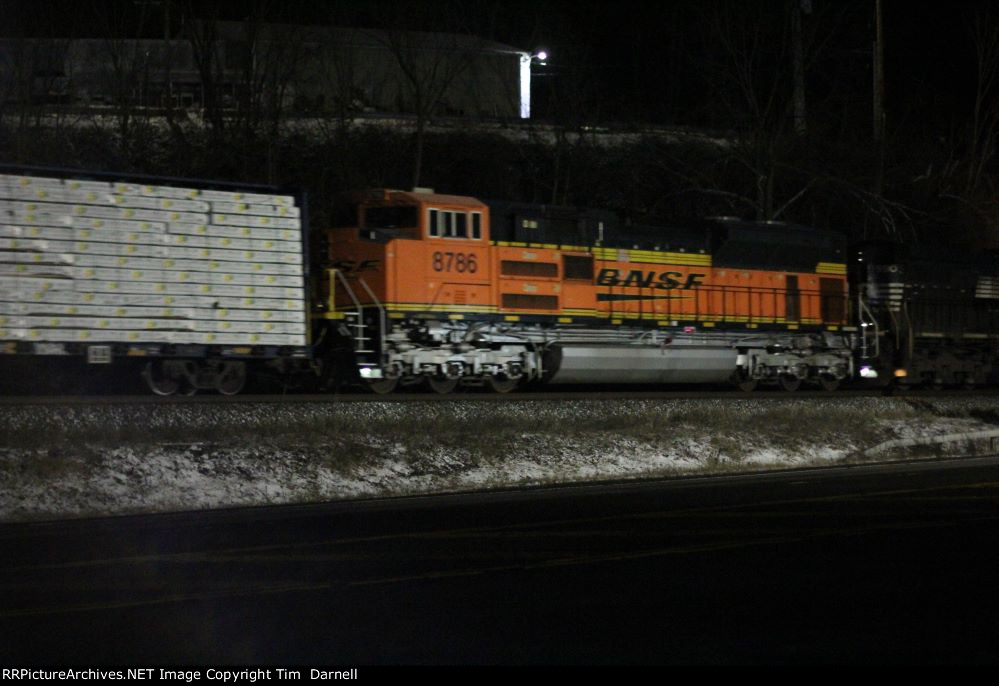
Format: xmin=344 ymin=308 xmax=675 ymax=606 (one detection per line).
xmin=542 ymin=339 xmax=738 ymax=384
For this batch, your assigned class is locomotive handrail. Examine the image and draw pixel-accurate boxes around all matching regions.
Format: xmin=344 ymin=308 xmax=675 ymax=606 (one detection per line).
xmin=329 ymin=268 xmax=371 ymax=358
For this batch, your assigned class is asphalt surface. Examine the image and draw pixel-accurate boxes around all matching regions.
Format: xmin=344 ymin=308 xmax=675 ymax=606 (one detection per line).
xmin=3 ymin=457 xmax=999 ymax=664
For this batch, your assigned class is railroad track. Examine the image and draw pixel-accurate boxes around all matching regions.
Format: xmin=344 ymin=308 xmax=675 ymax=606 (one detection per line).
xmin=3 ymin=387 xmax=999 ymax=405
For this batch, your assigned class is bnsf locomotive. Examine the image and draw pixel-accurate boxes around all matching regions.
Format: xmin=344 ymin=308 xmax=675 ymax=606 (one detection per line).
xmin=3 ymin=165 xmax=998 ymax=395
xmin=316 ymin=188 xmax=856 ymax=393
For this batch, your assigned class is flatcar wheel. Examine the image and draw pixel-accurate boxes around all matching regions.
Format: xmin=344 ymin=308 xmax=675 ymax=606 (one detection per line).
xmin=485 ymin=375 xmax=519 ymax=393
xmin=366 ymin=377 xmax=399 ymax=395
xmin=144 ymin=361 xmax=179 ymax=396
xmin=817 ymin=374 xmax=840 ymax=392
xmin=216 ymin=362 xmax=247 ymax=396
xmin=426 ymin=376 xmax=459 ymax=394
xmin=777 ymin=374 xmax=801 ymax=392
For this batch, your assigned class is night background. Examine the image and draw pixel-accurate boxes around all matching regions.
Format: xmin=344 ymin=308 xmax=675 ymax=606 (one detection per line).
xmin=1 ymin=0 xmax=996 ymax=247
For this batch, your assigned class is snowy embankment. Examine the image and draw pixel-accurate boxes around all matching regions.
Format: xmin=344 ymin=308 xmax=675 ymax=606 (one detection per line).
xmin=2 ymin=396 xmax=999 ymax=521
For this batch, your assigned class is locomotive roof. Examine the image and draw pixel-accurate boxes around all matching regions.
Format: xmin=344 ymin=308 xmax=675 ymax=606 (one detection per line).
xmin=374 ymin=188 xmax=486 ymax=208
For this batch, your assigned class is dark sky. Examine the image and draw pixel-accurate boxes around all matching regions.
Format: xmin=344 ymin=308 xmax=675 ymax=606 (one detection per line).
xmin=0 ymin=0 xmax=990 ymax=132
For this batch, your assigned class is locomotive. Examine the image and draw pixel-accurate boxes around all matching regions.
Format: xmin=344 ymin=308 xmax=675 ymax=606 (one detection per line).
xmin=3 ymin=164 xmax=997 ymax=395
xmin=853 ymin=241 xmax=999 ymax=389
xmin=317 ymin=188 xmax=856 ymax=393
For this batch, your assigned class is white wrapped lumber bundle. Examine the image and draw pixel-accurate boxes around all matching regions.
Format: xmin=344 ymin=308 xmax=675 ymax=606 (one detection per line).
xmin=0 ymin=171 xmax=307 ymax=348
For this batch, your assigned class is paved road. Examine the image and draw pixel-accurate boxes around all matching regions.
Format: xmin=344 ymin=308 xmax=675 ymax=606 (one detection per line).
xmin=3 ymin=457 xmax=999 ymax=664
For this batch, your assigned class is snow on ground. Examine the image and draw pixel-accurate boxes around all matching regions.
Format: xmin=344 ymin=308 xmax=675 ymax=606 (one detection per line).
xmin=2 ymin=396 xmax=999 ymax=521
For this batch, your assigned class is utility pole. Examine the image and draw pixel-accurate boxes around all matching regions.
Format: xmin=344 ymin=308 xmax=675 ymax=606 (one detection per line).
xmin=873 ymin=0 xmax=885 ymax=195
xmin=791 ymin=0 xmax=809 ymax=136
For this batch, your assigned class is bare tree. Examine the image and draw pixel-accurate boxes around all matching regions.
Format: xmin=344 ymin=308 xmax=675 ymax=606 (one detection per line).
xmin=376 ymin=4 xmax=480 ymax=187
xmin=964 ymin=6 xmax=999 ymax=198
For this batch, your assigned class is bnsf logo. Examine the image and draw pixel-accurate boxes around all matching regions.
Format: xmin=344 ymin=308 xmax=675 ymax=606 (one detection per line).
xmin=597 ymin=268 xmax=706 ymax=290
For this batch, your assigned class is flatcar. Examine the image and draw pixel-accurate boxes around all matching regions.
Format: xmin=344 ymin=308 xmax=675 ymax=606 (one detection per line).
xmin=0 ymin=165 xmax=310 ymax=395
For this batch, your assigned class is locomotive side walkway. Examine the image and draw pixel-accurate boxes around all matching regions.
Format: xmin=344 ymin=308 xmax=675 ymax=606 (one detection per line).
xmin=3 ymin=395 xmax=999 ymax=521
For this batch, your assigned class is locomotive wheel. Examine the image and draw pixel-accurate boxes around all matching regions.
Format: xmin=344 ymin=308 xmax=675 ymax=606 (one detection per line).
xmin=736 ymin=378 xmax=758 ymax=392
xmin=144 ymin=361 xmax=180 ymax=396
xmin=366 ymin=377 xmax=399 ymax=394
xmin=816 ymin=374 xmax=840 ymax=392
xmin=216 ymin=362 xmax=247 ymax=396
xmin=485 ymin=375 xmax=519 ymax=393
xmin=730 ymin=371 xmax=757 ymax=392
xmin=777 ymin=374 xmax=801 ymax=392
xmin=426 ymin=376 xmax=459 ymax=394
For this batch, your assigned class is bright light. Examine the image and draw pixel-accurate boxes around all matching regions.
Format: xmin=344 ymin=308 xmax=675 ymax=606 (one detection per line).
xmin=519 ymin=53 xmax=531 ymax=118
xmin=859 ymin=366 xmax=879 ymax=379
xmin=536 ymin=51 xmax=548 ymax=62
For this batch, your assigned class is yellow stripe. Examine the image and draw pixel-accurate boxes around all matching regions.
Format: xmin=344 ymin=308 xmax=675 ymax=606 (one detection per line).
xmin=592 ymin=247 xmax=712 ymax=266
xmin=385 ymin=303 xmax=499 ymax=313
xmin=816 ymin=262 xmax=847 ymax=275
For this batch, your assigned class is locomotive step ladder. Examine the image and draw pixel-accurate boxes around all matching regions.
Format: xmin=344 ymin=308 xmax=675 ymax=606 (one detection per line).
xmin=327 ymin=269 xmax=387 ymax=372
xmin=857 ymin=292 xmax=880 ymax=359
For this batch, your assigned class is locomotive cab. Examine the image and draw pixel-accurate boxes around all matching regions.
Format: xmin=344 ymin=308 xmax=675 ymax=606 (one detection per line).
xmin=319 ymin=188 xmax=491 ymax=315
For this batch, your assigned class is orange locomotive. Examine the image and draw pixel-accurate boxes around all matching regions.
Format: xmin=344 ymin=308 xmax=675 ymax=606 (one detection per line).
xmin=315 ymin=188 xmax=854 ymax=393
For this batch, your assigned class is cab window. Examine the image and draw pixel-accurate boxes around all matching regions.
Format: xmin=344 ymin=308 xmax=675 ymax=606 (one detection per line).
xmin=365 ymin=205 xmax=417 ymax=229
xmin=428 ymin=208 xmax=482 ymax=240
